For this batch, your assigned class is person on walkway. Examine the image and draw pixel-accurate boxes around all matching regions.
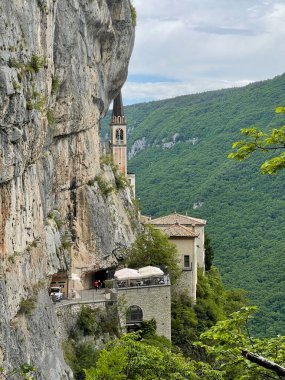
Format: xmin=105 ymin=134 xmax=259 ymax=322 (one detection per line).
xmin=93 ymin=280 xmax=99 ymax=291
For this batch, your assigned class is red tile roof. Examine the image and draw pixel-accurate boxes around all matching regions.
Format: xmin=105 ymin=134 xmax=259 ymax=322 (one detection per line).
xmin=148 ymin=212 xmax=206 ymax=226
xmin=157 ymin=224 xmax=198 ymax=238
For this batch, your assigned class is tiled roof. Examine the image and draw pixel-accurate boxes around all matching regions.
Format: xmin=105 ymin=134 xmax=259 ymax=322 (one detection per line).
xmin=157 ymin=224 xmax=199 ymax=238
xmin=148 ymin=213 xmax=206 ymax=226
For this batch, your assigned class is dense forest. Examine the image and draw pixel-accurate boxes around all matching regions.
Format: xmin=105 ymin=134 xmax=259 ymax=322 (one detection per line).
xmin=101 ymin=73 xmax=285 ymax=337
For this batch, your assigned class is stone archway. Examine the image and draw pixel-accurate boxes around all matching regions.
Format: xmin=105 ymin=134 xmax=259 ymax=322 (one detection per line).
xmin=84 ymin=268 xmax=115 ymax=289
xmin=126 ymin=305 xmax=143 ymax=323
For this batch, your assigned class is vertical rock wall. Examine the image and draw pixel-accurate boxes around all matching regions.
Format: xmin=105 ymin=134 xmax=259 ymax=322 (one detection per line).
xmin=0 ymin=0 xmax=135 ymax=377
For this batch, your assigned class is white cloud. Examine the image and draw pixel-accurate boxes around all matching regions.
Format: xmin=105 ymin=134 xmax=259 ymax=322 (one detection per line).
xmin=123 ymin=79 xmax=253 ymax=104
xmin=126 ymin=0 xmax=285 ymax=104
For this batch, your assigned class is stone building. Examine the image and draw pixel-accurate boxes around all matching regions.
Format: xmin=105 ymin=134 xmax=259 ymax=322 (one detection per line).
xmin=117 ymin=285 xmax=171 ymax=340
xmin=147 ymin=213 xmax=207 ymax=302
xmin=110 ymin=91 xmax=128 ymax=175
xmin=113 ymin=267 xmax=172 ymax=340
xmin=110 ymin=91 xmax=136 ymax=194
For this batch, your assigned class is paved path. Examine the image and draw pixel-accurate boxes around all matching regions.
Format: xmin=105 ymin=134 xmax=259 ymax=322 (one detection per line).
xmin=55 ymin=289 xmax=109 ymax=307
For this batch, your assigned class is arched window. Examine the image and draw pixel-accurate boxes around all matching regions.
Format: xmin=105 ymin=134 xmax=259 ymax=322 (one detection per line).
xmin=112 ymin=116 xmax=125 ymax=125
xmin=116 ymin=128 xmax=124 ymax=144
xmin=127 ymin=305 xmax=143 ymax=322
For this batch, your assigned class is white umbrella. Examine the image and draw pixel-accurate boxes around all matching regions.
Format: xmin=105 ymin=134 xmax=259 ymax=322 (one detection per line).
xmin=138 ymin=266 xmax=164 ymax=277
xmin=114 ymin=268 xmax=142 ymax=281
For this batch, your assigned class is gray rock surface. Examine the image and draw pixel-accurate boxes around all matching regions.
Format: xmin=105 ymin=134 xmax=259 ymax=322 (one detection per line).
xmin=0 ymin=0 xmax=135 ymax=377
xmin=128 ymin=136 xmax=146 ymax=159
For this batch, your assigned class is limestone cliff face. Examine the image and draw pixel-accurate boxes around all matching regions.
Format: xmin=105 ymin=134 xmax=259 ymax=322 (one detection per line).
xmin=0 ymin=0 xmax=135 ymax=377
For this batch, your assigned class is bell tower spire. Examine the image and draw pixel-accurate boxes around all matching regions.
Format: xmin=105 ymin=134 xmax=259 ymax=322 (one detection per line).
xmin=110 ymin=91 xmax=127 ymax=175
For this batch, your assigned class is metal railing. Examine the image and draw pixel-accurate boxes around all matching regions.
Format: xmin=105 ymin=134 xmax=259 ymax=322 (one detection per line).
xmin=54 ymin=289 xmax=111 ymax=307
xmin=114 ymin=275 xmax=171 ymax=289
xmin=53 ymin=275 xmax=171 ymax=308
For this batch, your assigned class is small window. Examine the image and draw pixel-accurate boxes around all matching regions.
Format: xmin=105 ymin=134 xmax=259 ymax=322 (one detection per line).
xmin=127 ymin=305 xmax=143 ymax=322
xmin=184 ymin=255 xmax=191 ymax=269
xmin=116 ymin=128 xmax=124 ymax=144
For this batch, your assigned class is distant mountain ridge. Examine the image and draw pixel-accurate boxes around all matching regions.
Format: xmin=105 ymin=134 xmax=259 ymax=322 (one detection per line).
xmin=101 ymin=73 xmax=285 ymax=336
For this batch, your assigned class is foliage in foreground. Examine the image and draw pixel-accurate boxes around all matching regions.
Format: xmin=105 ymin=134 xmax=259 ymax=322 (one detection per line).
xmin=124 ymin=225 xmax=181 ymax=284
xmin=84 ymin=332 xmax=197 ymax=380
xmin=65 ymin=272 xmax=282 ymax=380
xmin=172 ymin=267 xmax=248 ymax=358
xmin=84 ymin=308 xmax=285 ymax=380
xmin=196 ymin=306 xmax=285 ymax=379
xmin=229 ymin=106 xmax=285 ymax=174
xmin=63 ymin=305 xmax=119 ymax=380
xmin=63 ymin=340 xmax=98 ymax=380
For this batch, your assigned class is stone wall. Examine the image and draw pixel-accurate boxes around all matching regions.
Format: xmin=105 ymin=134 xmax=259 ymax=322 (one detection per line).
xmin=195 ymin=225 xmax=205 ymax=268
xmin=56 ymin=301 xmax=106 ymax=341
xmin=117 ymin=285 xmax=171 ymax=340
xmin=171 ymin=238 xmax=197 ymax=301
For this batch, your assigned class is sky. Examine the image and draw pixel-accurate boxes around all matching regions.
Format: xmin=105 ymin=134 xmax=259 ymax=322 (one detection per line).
xmin=123 ymin=0 xmax=285 ymax=105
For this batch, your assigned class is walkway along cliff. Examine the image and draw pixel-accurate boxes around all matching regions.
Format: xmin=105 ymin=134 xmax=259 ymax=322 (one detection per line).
xmin=0 ymin=0 xmax=136 ymax=378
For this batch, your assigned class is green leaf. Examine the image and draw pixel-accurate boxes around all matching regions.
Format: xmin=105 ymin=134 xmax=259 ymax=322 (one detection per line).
xmin=275 ymin=106 xmax=285 ymax=114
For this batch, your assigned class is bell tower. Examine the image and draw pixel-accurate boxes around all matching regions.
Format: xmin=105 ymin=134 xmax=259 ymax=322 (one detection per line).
xmin=110 ymin=91 xmax=127 ymax=175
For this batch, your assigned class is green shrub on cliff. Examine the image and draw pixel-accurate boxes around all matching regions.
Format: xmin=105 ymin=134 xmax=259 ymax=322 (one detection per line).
xmin=114 ymin=171 xmax=129 ymax=190
xmin=63 ymin=340 xmax=98 ymax=380
xmin=64 ymin=305 xmax=120 ymax=379
xmin=124 ymin=224 xmax=181 ymax=284
xmin=19 ymin=297 xmax=36 ymax=316
xmin=29 ymin=54 xmax=45 ymax=73
xmin=51 ymin=75 xmax=60 ymax=95
xmin=0 ymin=363 xmax=36 ymax=380
xmin=88 ymin=175 xmax=114 ymax=197
xmin=77 ymin=305 xmax=98 ymax=336
xmin=130 ymin=3 xmax=136 ymax=27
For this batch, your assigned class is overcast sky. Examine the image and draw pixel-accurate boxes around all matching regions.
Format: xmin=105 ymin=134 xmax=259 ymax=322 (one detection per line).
xmin=123 ymin=0 xmax=285 ymax=105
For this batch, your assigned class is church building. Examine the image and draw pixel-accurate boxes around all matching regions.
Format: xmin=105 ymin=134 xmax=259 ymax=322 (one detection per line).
xmin=110 ymin=91 xmax=127 ymax=175
xmin=109 ymin=91 xmax=135 ymax=194
xmin=147 ymin=213 xmax=207 ymax=301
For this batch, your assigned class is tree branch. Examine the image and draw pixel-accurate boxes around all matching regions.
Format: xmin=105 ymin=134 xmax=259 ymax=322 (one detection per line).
xmin=242 ymin=350 xmax=285 ymax=378
xmin=260 ymin=146 xmax=285 ymax=151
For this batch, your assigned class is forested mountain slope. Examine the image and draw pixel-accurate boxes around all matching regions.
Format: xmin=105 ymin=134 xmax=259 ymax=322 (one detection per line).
xmin=102 ymin=73 xmax=285 ymax=336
